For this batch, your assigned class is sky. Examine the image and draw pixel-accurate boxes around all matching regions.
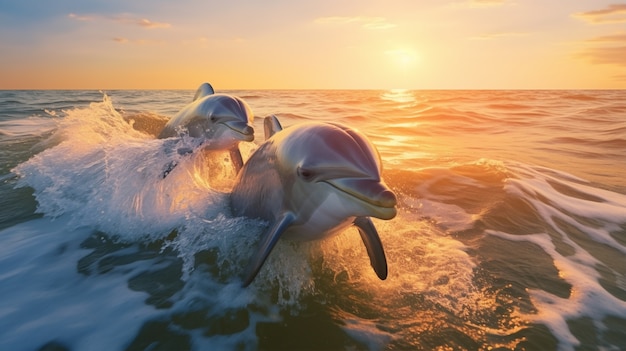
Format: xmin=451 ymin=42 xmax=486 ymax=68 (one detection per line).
xmin=0 ymin=0 xmax=625 ymax=89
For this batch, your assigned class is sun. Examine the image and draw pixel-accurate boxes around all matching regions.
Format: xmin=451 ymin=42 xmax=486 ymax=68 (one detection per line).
xmin=378 ymin=47 xmax=422 ymax=89
xmin=385 ymin=48 xmax=419 ymax=69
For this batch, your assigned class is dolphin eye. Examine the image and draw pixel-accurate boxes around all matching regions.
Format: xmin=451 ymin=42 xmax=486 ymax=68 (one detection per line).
xmin=297 ymin=167 xmax=315 ymax=182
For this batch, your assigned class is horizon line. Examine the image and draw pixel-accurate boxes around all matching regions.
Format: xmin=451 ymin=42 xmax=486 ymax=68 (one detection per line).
xmin=1 ymin=87 xmax=624 ymax=91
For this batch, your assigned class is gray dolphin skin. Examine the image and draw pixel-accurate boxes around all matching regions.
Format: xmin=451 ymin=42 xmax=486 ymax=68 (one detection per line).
xmin=231 ymin=115 xmax=397 ymax=287
xmin=158 ymin=83 xmax=254 ymax=172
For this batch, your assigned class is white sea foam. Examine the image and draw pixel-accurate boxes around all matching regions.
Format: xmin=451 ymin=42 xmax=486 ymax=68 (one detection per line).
xmin=0 ymin=218 xmax=160 ymax=351
xmin=13 ymin=95 xmax=233 ymax=240
xmin=507 ymin=162 xmax=626 ymax=233
xmin=490 ymin=230 xmax=626 ymax=350
xmin=489 ymin=163 xmax=626 ymax=350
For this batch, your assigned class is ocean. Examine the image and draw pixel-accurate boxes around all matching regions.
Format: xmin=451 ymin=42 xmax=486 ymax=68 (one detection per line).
xmin=0 ymin=89 xmax=625 ymax=351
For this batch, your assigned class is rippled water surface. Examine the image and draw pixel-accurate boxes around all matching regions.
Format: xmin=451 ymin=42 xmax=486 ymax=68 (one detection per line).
xmin=0 ymin=89 xmax=625 ymax=350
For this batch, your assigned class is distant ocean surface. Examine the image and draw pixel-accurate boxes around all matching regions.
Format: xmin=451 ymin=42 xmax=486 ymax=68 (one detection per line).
xmin=1 ymin=89 xmax=625 ymax=351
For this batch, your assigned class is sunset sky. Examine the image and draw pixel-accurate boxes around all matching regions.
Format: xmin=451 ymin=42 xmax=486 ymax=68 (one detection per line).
xmin=1 ymin=0 xmax=625 ymax=89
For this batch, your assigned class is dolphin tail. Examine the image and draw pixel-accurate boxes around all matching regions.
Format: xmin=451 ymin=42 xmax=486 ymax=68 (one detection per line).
xmin=193 ymin=82 xmax=215 ymax=101
xmin=263 ymin=115 xmax=283 ymax=140
xmin=354 ymin=216 xmax=388 ymax=280
xmin=242 ymin=212 xmax=296 ymax=287
xmin=229 ymin=146 xmax=244 ymax=174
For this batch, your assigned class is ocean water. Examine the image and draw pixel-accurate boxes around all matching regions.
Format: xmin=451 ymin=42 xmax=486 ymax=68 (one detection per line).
xmin=0 ymin=89 xmax=625 ymax=351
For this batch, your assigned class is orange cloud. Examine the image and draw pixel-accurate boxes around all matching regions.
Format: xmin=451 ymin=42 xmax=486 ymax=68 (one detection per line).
xmin=577 ymin=32 xmax=626 ymax=67
xmin=572 ymin=4 xmax=626 ymax=24
xmin=578 ymin=46 xmax=626 ymax=66
xmin=585 ymin=33 xmax=626 ymax=42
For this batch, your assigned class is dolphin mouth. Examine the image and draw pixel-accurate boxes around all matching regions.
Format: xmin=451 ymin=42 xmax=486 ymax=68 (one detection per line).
xmin=221 ymin=121 xmax=254 ymax=141
xmin=324 ymin=178 xmax=397 ymax=219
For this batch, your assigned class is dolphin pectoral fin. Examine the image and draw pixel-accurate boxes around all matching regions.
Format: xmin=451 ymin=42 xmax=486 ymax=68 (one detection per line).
xmin=242 ymin=212 xmax=296 ymax=287
xmin=354 ymin=216 xmax=388 ymax=280
xmin=192 ymin=83 xmax=215 ymax=101
xmin=229 ymin=146 xmax=244 ymax=174
xmin=263 ymin=115 xmax=283 ymax=140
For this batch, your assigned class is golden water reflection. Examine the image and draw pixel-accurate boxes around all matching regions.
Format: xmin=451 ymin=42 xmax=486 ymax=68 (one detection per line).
xmin=380 ymin=89 xmax=420 ymax=108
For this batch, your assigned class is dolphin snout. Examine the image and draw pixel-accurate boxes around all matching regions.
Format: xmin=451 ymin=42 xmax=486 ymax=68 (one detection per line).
xmin=242 ymin=125 xmax=254 ymax=136
xmin=368 ymin=186 xmax=397 ymax=219
xmin=326 ymin=178 xmax=397 ymax=212
xmin=377 ymin=188 xmax=397 ymax=208
xmin=240 ymin=125 xmax=254 ymax=141
xmin=223 ymin=121 xmax=255 ymax=141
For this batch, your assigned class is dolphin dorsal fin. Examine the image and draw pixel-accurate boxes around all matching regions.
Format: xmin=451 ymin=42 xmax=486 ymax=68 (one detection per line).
xmin=192 ymin=83 xmax=215 ymax=101
xmin=263 ymin=115 xmax=283 ymax=140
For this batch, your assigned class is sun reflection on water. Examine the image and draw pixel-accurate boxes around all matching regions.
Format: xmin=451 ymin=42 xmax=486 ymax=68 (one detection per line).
xmin=380 ymin=89 xmax=423 ymax=109
xmin=381 ymin=89 xmax=415 ymax=102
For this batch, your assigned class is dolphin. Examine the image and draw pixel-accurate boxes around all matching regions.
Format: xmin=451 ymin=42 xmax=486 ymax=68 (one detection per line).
xmin=231 ymin=115 xmax=397 ymax=287
xmin=158 ymin=83 xmax=254 ymax=173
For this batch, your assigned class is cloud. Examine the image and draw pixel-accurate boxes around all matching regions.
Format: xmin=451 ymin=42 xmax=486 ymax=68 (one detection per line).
xmin=112 ymin=37 xmax=165 ymax=45
xmin=315 ymin=16 xmax=396 ymax=30
xmin=68 ymin=13 xmax=96 ymax=22
xmin=612 ymin=74 xmax=626 ymax=81
xmin=68 ymin=13 xmax=171 ymax=29
xmin=577 ymin=45 xmax=626 ymax=67
xmin=584 ymin=33 xmax=626 ymax=42
xmin=572 ymin=4 xmax=626 ymax=24
xmin=577 ymin=32 xmax=626 ymax=67
xmin=469 ymin=31 xmax=529 ymax=40
xmin=119 ymin=17 xmax=171 ymax=29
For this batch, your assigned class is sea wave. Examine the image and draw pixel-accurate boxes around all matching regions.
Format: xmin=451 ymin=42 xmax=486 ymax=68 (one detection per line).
xmin=2 ymin=89 xmax=626 ymax=350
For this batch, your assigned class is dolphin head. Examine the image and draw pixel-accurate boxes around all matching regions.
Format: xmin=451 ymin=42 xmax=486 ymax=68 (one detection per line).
xmin=275 ymin=122 xmax=397 ymax=221
xmin=188 ymin=94 xmax=255 ymax=147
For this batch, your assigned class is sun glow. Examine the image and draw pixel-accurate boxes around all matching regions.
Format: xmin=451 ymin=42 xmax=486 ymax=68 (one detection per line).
xmin=386 ymin=48 xmax=419 ymax=69
xmin=381 ymin=48 xmax=421 ymax=89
